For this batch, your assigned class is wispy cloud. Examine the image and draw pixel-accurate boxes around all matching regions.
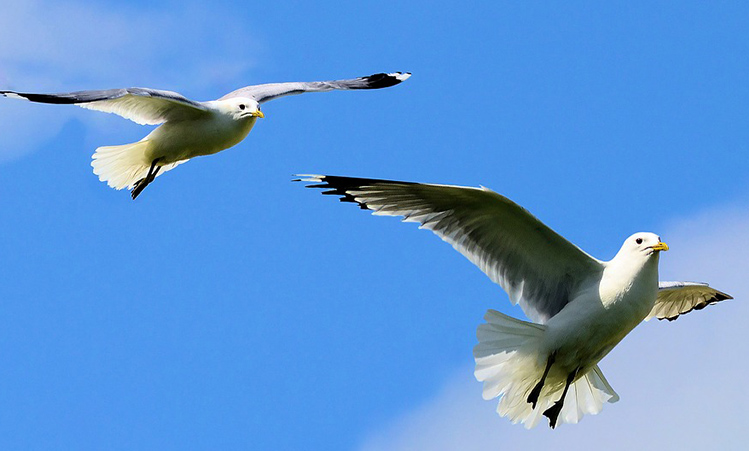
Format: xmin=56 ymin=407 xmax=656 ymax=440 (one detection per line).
xmin=359 ymin=199 xmax=749 ymax=450
xmin=0 ymin=0 xmax=262 ymax=162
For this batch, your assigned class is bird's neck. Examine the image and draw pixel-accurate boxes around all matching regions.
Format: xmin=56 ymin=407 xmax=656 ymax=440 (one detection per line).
xmin=599 ymin=255 xmax=659 ymax=308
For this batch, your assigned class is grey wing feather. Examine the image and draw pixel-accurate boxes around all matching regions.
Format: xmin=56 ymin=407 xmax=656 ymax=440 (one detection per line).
xmin=298 ymin=174 xmax=604 ymax=323
xmin=646 ymin=281 xmax=733 ymax=321
xmin=1 ymin=87 xmax=210 ymax=125
xmin=220 ymin=72 xmax=411 ymax=104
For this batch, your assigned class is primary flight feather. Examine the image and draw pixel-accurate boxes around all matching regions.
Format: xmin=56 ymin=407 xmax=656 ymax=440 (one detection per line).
xmin=297 ymin=174 xmax=732 ymax=429
xmin=1 ymin=72 xmax=410 ymax=199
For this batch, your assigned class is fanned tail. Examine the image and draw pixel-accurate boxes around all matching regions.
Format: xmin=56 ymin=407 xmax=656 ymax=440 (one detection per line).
xmin=91 ymin=140 xmax=153 ymax=190
xmin=474 ymin=309 xmax=619 ymax=429
xmin=91 ymin=140 xmax=185 ymax=192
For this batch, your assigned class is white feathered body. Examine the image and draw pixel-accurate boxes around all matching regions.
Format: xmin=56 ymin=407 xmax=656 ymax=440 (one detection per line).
xmin=545 ymin=252 xmax=659 ymax=374
xmin=145 ymin=114 xmax=258 ymax=163
xmin=2 ymin=72 xmax=412 ymax=196
xmin=91 ymin=111 xmax=257 ymax=190
xmin=295 ymin=177 xmax=724 ymax=428
xmin=475 ymin=251 xmax=660 ymax=428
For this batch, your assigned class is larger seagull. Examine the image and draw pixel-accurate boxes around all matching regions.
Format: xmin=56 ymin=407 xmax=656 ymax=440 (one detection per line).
xmin=0 ymin=72 xmax=410 ymax=199
xmin=297 ymin=174 xmax=732 ymax=429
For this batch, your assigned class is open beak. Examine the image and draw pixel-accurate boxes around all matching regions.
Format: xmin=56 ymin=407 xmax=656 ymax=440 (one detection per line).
xmin=251 ymin=110 xmax=264 ymax=118
xmin=650 ymin=242 xmax=669 ymax=252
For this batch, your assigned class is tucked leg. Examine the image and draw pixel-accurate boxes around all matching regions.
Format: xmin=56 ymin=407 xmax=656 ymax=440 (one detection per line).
xmin=543 ymin=368 xmax=579 ymax=429
xmin=527 ymin=353 xmax=555 ymax=409
xmin=131 ymin=159 xmax=162 ymax=200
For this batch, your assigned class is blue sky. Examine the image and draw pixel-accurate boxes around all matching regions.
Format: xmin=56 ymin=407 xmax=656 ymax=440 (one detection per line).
xmin=1 ymin=1 xmax=748 ymax=449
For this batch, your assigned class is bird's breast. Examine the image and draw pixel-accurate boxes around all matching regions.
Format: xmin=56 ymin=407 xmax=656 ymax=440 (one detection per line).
xmin=542 ymin=266 xmax=658 ymax=372
xmin=146 ymin=116 xmax=257 ymax=163
xmin=598 ymin=260 xmax=659 ymax=316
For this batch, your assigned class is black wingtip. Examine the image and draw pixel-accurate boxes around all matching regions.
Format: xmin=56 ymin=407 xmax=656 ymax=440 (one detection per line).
xmin=297 ymin=175 xmax=378 ymax=210
xmin=0 ymin=91 xmax=80 ymax=104
xmin=296 ymin=174 xmax=417 ymax=210
xmin=301 ymin=175 xmax=371 ymax=210
xmin=715 ymin=291 xmax=734 ymax=301
xmin=360 ymin=72 xmax=411 ymax=89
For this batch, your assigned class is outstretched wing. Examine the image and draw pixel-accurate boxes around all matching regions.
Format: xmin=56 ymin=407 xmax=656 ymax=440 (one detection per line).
xmin=646 ymin=281 xmax=733 ymax=321
xmin=220 ymin=72 xmax=411 ymax=104
xmin=298 ymin=174 xmax=604 ymax=324
xmin=1 ymin=87 xmax=210 ymax=125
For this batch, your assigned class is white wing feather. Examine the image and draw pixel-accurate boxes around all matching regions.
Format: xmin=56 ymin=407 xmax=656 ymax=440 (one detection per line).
xmin=1 ymin=87 xmax=210 ymax=125
xmin=220 ymin=72 xmax=411 ymax=104
xmin=646 ymin=281 xmax=732 ymax=321
xmin=301 ymin=175 xmax=604 ymax=323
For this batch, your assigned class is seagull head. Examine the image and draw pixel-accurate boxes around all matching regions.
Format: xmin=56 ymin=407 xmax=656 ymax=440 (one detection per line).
xmin=606 ymin=233 xmax=669 ymax=291
xmin=219 ymin=97 xmax=264 ymax=121
xmin=619 ymin=232 xmax=669 ymax=259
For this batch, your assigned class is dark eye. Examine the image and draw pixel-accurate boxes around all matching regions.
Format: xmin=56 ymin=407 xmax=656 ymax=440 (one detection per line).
xmin=636 ymin=238 xmax=643 ymax=245
xmin=239 ymin=104 xmax=246 ymax=110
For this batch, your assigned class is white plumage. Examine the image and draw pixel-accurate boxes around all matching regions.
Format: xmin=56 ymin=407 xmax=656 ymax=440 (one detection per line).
xmin=299 ymin=174 xmax=732 ymax=428
xmin=474 ymin=310 xmax=618 ymax=428
xmin=1 ymin=72 xmax=411 ymax=199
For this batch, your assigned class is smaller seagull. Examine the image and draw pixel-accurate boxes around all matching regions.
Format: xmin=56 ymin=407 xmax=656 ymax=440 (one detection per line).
xmin=1 ymin=72 xmax=410 ymax=199
xmin=297 ymin=174 xmax=733 ymax=429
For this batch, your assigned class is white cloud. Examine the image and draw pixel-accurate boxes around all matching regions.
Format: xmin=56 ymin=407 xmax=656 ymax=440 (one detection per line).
xmin=359 ymin=200 xmax=749 ymax=450
xmin=0 ymin=0 xmax=262 ymax=162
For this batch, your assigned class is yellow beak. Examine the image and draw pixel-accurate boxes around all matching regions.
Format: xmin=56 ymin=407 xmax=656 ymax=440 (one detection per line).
xmin=251 ymin=110 xmax=265 ymax=118
xmin=651 ymin=242 xmax=669 ymax=252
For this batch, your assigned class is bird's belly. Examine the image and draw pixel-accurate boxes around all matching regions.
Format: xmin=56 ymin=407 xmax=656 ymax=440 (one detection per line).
xmin=542 ymin=290 xmax=655 ymax=373
xmin=145 ymin=117 xmax=257 ymax=163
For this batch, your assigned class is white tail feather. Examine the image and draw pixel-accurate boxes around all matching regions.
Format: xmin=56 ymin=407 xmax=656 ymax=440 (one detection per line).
xmin=91 ymin=140 xmax=185 ymax=191
xmin=474 ymin=309 xmax=619 ymax=428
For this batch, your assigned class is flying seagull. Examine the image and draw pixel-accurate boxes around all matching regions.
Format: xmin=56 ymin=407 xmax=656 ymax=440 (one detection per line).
xmin=296 ymin=174 xmax=732 ymax=429
xmin=0 ymin=72 xmax=410 ymax=199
